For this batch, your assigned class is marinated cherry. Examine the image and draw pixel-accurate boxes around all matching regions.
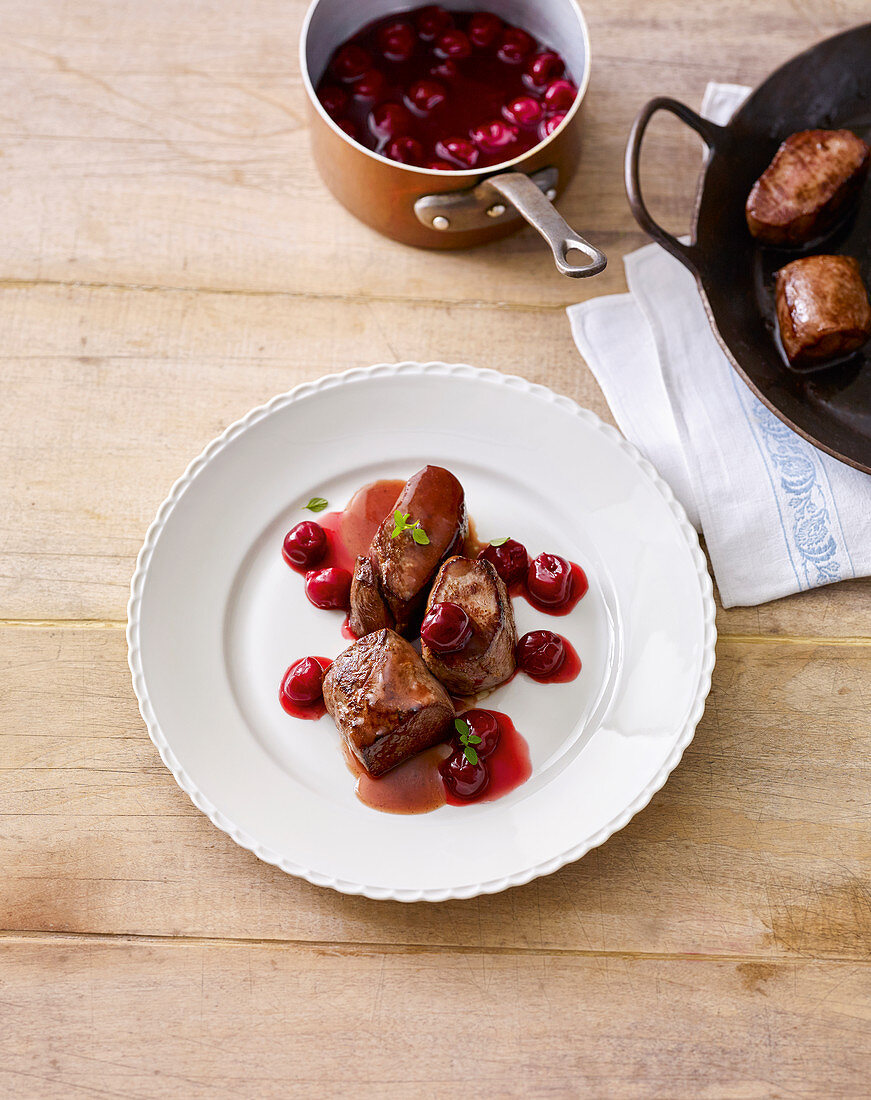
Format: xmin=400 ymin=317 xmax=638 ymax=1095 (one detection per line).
xmin=439 ymin=750 xmax=490 ymax=799
xmin=319 ymin=85 xmax=348 ymax=117
xmin=280 ymin=656 xmax=328 ymax=706
xmin=436 ymin=136 xmax=479 ymax=168
xmin=460 ymin=709 xmax=501 ymax=757
xmin=305 ymin=567 xmax=352 ymax=611
xmin=477 ymin=538 xmax=529 ymax=587
xmin=544 ymin=79 xmax=578 ymax=113
xmin=468 ymin=11 xmax=502 ymax=48
xmin=416 ymin=5 xmax=453 ymax=41
xmin=503 ymin=95 xmax=543 ymax=128
xmin=472 ymin=119 xmax=518 ymax=153
xmin=525 ymin=50 xmax=564 ymax=89
xmin=435 ymin=28 xmax=472 ymax=59
xmin=387 ymin=136 xmax=424 ymax=164
xmin=317 ymin=7 xmax=577 ymax=170
xmin=354 ymin=69 xmax=386 ymax=100
xmin=407 ymin=79 xmax=447 ymax=113
xmin=527 ymin=552 xmax=573 ymax=608
xmin=421 ymin=601 xmax=473 ymax=654
xmin=378 ymin=19 xmax=417 ymax=62
xmin=283 ymin=521 xmax=327 ymax=570
xmin=516 ymin=630 xmax=566 ymax=677
xmin=498 ymin=26 xmax=536 ymax=64
xmin=331 ymin=43 xmax=372 ymax=82
xmin=369 ymin=102 xmax=412 ymax=140
xmin=540 ymin=113 xmax=566 ymax=138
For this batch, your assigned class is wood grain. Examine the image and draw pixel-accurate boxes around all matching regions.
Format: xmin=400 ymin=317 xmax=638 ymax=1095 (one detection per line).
xmin=2 ymin=936 xmax=869 ymax=1099
xmin=3 ymin=625 xmax=870 ymax=961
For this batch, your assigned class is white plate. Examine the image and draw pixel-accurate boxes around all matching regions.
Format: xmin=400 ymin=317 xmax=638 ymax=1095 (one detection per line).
xmin=128 ymin=362 xmax=715 ymax=901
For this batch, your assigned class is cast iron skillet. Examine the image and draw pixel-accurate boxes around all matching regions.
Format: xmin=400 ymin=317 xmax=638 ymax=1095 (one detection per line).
xmin=625 ymin=23 xmax=871 ymax=475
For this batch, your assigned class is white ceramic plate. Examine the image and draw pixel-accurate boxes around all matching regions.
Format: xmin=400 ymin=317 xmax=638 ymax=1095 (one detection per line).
xmin=128 ymin=362 xmax=715 ymax=901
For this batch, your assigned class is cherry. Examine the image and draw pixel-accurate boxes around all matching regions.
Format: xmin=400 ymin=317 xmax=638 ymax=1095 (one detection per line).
xmin=305 ymin=567 xmax=352 ymax=611
xmin=416 ymin=5 xmax=453 ymax=41
xmin=439 ymin=750 xmax=490 ymax=799
xmin=406 ymin=79 xmax=447 ymax=114
xmin=378 ymin=20 xmax=416 ymax=62
xmin=283 ymin=520 xmax=327 ymax=570
xmin=525 ymin=50 xmax=565 ymax=90
xmin=544 ymin=79 xmax=578 ymax=113
xmin=435 ymin=28 xmax=472 ymax=60
xmin=497 ymin=26 xmax=536 ymax=64
xmin=386 ymin=135 xmax=424 ymax=165
xmin=477 ymin=538 xmax=529 ymax=586
xmin=421 ymin=601 xmax=473 ymax=654
xmin=503 ymin=95 xmax=543 ymax=128
xmin=426 ymin=159 xmax=456 ymax=171
xmin=353 ymin=69 xmax=386 ymax=101
xmin=540 ymin=113 xmax=567 ymax=138
xmin=369 ymin=102 xmax=412 ymax=140
xmin=516 ymin=630 xmax=567 ymax=677
xmin=319 ymin=85 xmax=348 ymax=118
xmin=527 ymin=553 xmax=574 ymax=608
xmin=468 ymin=12 xmax=503 ymax=48
xmin=336 ymin=118 xmax=358 ymax=139
xmin=430 ymin=58 xmax=458 ymax=80
xmin=459 ymin=709 xmax=501 ymax=758
xmin=280 ymin=656 xmax=328 ymax=706
xmin=435 ymin=136 xmax=479 ymax=168
xmin=472 ymin=120 xmax=519 ymax=153
xmin=331 ymin=44 xmax=372 ymax=83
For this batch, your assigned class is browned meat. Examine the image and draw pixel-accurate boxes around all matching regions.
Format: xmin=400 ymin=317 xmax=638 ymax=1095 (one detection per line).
xmin=775 ymin=254 xmax=871 ymax=367
xmin=349 ymin=465 xmax=467 ymax=637
xmin=746 ymin=129 xmax=869 ymax=246
xmin=323 ymin=628 xmax=455 ymax=777
xmin=422 ymin=556 xmax=517 ymax=695
xmin=349 ymin=555 xmax=393 ymax=637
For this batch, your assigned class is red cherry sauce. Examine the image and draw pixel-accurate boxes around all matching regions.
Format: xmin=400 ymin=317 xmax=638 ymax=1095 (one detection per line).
xmin=316 ymin=7 xmax=578 ymax=169
xmin=522 ymin=560 xmax=589 ymax=616
xmin=443 ymin=710 xmax=531 ymax=806
xmin=519 ymin=634 xmax=581 ymax=684
xmin=279 ymin=656 xmax=332 ymax=720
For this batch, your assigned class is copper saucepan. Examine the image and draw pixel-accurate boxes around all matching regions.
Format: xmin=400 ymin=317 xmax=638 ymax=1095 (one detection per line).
xmin=300 ymin=0 xmax=606 ymax=277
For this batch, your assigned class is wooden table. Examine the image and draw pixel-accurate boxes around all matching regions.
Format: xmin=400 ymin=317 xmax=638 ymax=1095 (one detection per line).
xmin=2 ymin=1 xmax=870 ymax=1095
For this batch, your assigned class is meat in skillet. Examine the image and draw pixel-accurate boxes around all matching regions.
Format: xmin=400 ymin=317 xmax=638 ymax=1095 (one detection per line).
xmin=746 ymin=129 xmax=869 ymax=246
xmin=322 ymin=628 xmax=455 ymax=777
xmin=775 ymin=254 xmax=871 ymax=367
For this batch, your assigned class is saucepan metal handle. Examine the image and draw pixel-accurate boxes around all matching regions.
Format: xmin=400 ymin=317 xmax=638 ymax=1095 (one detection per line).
xmin=487 ymin=172 xmax=607 ymax=278
xmin=413 ymin=167 xmax=606 ymax=279
xmin=625 ymin=96 xmax=729 ymax=277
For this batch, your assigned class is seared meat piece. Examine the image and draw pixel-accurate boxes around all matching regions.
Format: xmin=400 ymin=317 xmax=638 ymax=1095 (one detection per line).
xmin=349 ymin=555 xmax=394 ymax=637
xmin=775 ymin=254 xmax=871 ymax=367
xmin=422 ymin=556 xmax=516 ymax=696
xmin=746 ymin=129 xmax=869 ymax=246
xmin=350 ymin=465 xmax=467 ymax=637
xmin=323 ymin=628 xmax=455 ymax=777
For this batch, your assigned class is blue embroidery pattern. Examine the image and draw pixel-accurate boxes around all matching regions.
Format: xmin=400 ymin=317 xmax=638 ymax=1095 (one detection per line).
xmin=747 ymin=402 xmax=845 ymax=588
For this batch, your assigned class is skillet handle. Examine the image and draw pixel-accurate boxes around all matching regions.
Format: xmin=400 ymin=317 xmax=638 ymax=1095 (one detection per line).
xmin=625 ymin=97 xmax=728 ymax=276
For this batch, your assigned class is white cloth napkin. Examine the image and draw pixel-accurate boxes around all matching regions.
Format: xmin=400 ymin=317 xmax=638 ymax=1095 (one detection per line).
xmin=568 ymin=82 xmax=871 ymax=608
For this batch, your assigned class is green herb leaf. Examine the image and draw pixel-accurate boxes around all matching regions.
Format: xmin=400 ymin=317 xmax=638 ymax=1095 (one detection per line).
xmin=489 ymin=536 xmax=510 ymax=547
xmin=454 ymin=717 xmax=470 ymax=739
xmin=305 ymin=497 xmax=328 ymax=513
xmin=467 ymin=734 xmax=482 ymax=745
xmin=463 ymin=745 xmax=479 ymax=766
xmin=412 ymin=527 xmax=430 ymax=545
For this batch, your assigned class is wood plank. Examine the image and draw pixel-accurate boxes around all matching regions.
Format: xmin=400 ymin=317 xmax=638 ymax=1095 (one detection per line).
xmin=0 ymin=0 xmax=866 ymax=307
xmin=1 ymin=935 xmax=868 ymax=1099
xmin=3 ymin=625 xmax=870 ymax=959
xmin=1 ymin=281 xmax=870 ymax=627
